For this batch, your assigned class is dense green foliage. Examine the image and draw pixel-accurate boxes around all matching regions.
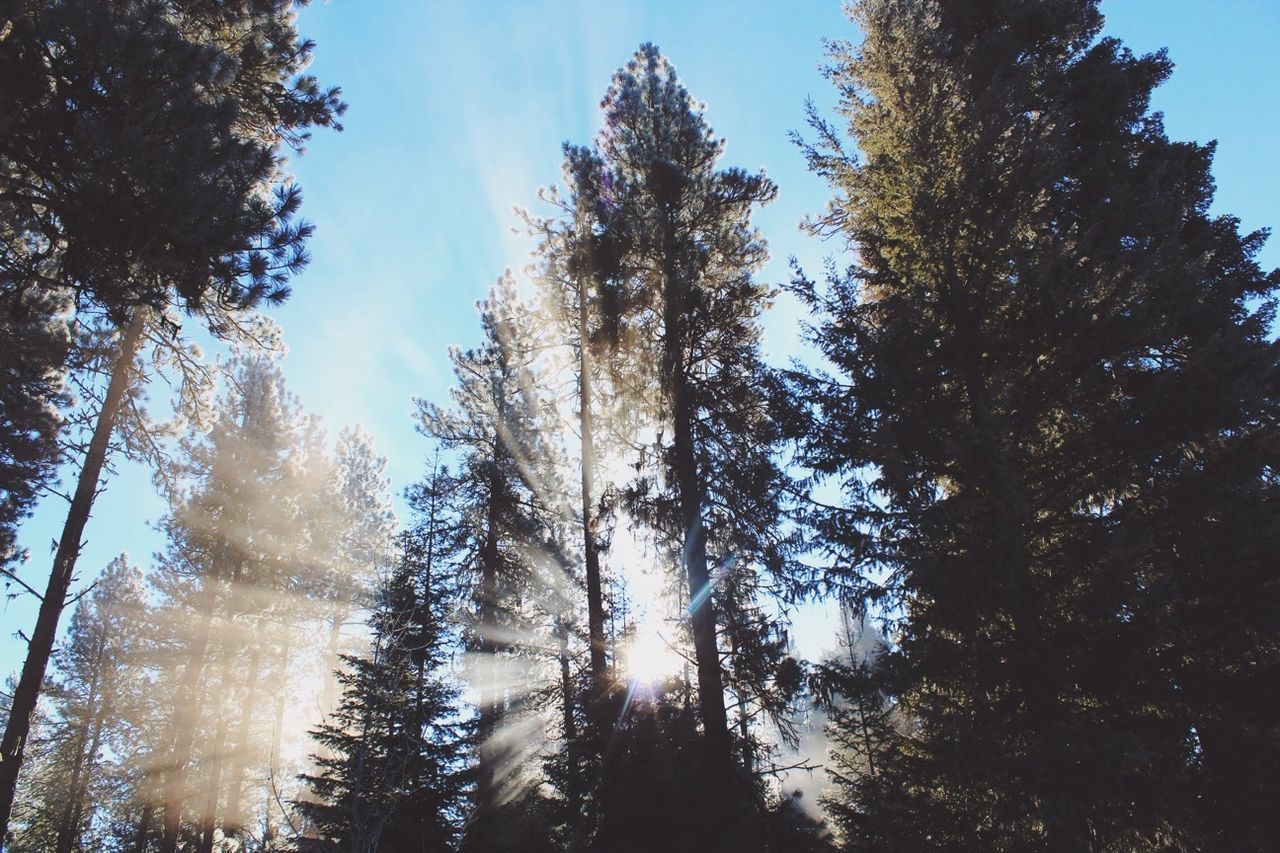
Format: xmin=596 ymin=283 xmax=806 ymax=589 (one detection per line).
xmin=789 ymin=0 xmax=1279 ymax=849
xmin=0 ymin=1 xmax=344 ymax=839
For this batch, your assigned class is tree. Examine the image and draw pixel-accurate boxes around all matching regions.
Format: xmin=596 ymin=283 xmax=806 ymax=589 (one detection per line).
xmin=148 ymin=348 xmax=321 ymax=852
xmin=4 ymin=555 xmax=147 ymax=852
xmin=417 ymin=277 xmax=569 ymax=851
xmin=589 ymin=45 xmax=795 ymax=818
xmin=298 ymin=523 xmax=469 ymax=853
xmin=0 ymin=2 xmax=343 ymax=836
xmin=792 ymin=1 xmax=1279 ymax=848
xmin=526 ymin=144 xmax=629 ymax=727
xmin=312 ymin=427 xmax=397 ymax=726
xmin=809 ymin=609 xmax=894 ymax=851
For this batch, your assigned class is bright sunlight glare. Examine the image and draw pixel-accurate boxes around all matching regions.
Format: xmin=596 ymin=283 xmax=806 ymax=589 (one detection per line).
xmin=622 ymin=620 xmax=684 ymax=685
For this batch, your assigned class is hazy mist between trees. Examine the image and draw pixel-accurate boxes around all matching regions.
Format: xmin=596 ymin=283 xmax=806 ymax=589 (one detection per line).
xmin=1 ymin=1 xmax=1276 ymax=852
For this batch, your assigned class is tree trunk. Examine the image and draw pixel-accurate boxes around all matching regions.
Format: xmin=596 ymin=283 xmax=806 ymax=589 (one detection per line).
xmin=223 ymin=637 xmax=265 ymax=837
xmin=160 ymin=580 xmax=220 ymax=852
xmin=737 ymin=691 xmax=753 ymax=775
xmin=557 ymin=615 xmax=580 ymax=811
xmin=196 ymin=713 xmax=229 ymax=853
xmin=133 ymin=801 xmax=154 ymax=853
xmin=56 ymin=697 xmax=107 ymax=853
xmin=473 ymin=456 xmax=502 ymax=823
xmin=577 ymin=272 xmax=608 ymax=690
xmin=54 ymin=638 xmax=107 ymax=853
xmin=661 ymin=250 xmax=733 ymax=777
xmin=321 ymin=613 xmax=344 ymax=722
xmin=0 ymin=311 xmax=146 ymax=847
xmin=263 ymin=638 xmax=291 ymax=849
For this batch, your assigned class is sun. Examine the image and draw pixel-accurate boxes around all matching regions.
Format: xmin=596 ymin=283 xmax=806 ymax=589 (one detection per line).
xmin=623 ymin=621 xmax=683 ymax=685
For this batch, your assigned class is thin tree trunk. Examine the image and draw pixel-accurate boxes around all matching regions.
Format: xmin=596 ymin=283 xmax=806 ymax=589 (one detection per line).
xmin=474 ymin=456 xmax=502 ymax=823
xmin=557 ymin=615 xmax=580 ymax=811
xmin=725 ymin=625 xmax=754 ymax=775
xmin=322 ymin=614 xmax=344 ymax=721
xmin=0 ymin=311 xmax=146 ymax=847
xmin=677 ymin=374 xmax=732 ymax=775
xmin=661 ymin=251 xmax=733 ymax=777
xmin=737 ymin=691 xmax=753 ymax=775
xmin=198 ymin=589 xmax=249 ymax=852
xmin=196 ymin=713 xmax=229 ymax=853
xmin=57 ymin=701 xmax=108 ymax=853
xmin=160 ymin=579 xmax=220 ymax=852
xmin=845 ymin=615 xmax=879 ymax=779
xmin=54 ymin=639 xmax=107 ymax=853
xmin=133 ymin=801 xmax=154 ymax=853
xmin=264 ymin=639 xmax=291 ymax=850
xmin=223 ymin=637 xmax=265 ymax=837
xmin=576 ymin=272 xmax=608 ymax=690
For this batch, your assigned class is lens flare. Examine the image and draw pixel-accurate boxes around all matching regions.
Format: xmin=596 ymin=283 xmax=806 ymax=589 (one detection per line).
xmin=622 ymin=621 xmax=682 ymax=685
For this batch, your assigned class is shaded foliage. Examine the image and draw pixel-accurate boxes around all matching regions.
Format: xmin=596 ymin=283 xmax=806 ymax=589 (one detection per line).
xmin=789 ymin=0 xmax=1280 ymax=849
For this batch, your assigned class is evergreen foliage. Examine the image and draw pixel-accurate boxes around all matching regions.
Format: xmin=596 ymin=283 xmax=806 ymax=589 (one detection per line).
xmin=0 ymin=285 xmax=68 ymax=572
xmin=1 ymin=6 xmax=1274 ymax=852
xmin=588 ymin=46 xmax=798 ymax=821
xmin=298 ymin=525 xmax=468 ymax=853
xmin=417 ymin=277 xmax=570 ymax=851
xmin=0 ymin=2 xmax=343 ymax=834
xmin=790 ymin=1 xmax=1280 ymax=848
xmin=6 ymin=555 xmax=147 ymax=852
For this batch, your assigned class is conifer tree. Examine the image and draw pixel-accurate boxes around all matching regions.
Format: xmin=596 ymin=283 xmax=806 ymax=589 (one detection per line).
xmin=808 ymin=610 xmax=894 ymax=851
xmin=148 ymin=350 xmax=315 ymax=852
xmin=417 ymin=277 xmax=568 ymax=851
xmin=792 ymin=1 xmax=1279 ymax=848
xmin=4 ymin=555 xmax=147 ymax=852
xmin=312 ymin=427 xmax=397 ymax=723
xmin=589 ymin=45 xmax=796 ymax=818
xmin=0 ymin=286 xmax=69 ymax=576
xmin=0 ymin=3 xmax=343 ymax=833
xmin=526 ymin=144 xmax=628 ymax=725
xmin=298 ymin=521 xmax=468 ymax=853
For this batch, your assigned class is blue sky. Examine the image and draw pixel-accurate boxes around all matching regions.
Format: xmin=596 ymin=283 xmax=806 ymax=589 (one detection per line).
xmin=4 ymin=1 xmax=1278 ymax=680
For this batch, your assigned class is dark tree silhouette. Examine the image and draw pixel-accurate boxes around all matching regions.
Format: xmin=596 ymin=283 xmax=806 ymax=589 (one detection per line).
xmin=791 ymin=1 xmax=1279 ymax=848
xmin=298 ymin=522 xmax=469 ymax=853
xmin=592 ymin=43 xmax=791 ymax=797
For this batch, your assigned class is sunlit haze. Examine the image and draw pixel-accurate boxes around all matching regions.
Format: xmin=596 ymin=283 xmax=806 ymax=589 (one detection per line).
xmin=1 ymin=1 xmax=1277 ymax=849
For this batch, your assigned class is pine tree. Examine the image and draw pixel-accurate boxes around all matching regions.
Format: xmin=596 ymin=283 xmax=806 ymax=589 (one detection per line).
xmin=313 ymin=427 xmax=397 ymax=725
xmin=298 ymin=523 xmax=468 ymax=853
xmin=0 ymin=3 xmax=343 ymax=833
xmin=0 ymin=286 xmax=69 ymax=577
xmin=792 ymin=1 xmax=1279 ymax=848
xmin=526 ymin=143 xmax=629 ymax=732
xmin=5 ymin=555 xmax=147 ymax=852
xmin=809 ymin=610 xmax=894 ymax=851
xmin=417 ymin=277 xmax=569 ymax=851
xmin=588 ymin=45 xmax=796 ymax=826
xmin=148 ymin=350 xmax=316 ymax=851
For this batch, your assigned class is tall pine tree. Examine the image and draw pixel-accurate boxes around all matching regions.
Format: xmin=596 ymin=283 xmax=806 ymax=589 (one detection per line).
xmin=418 ymin=277 xmax=567 ymax=852
xmin=589 ymin=46 xmax=797 ymax=834
xmin=299 ymin=520 xmax=468 ymax=853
